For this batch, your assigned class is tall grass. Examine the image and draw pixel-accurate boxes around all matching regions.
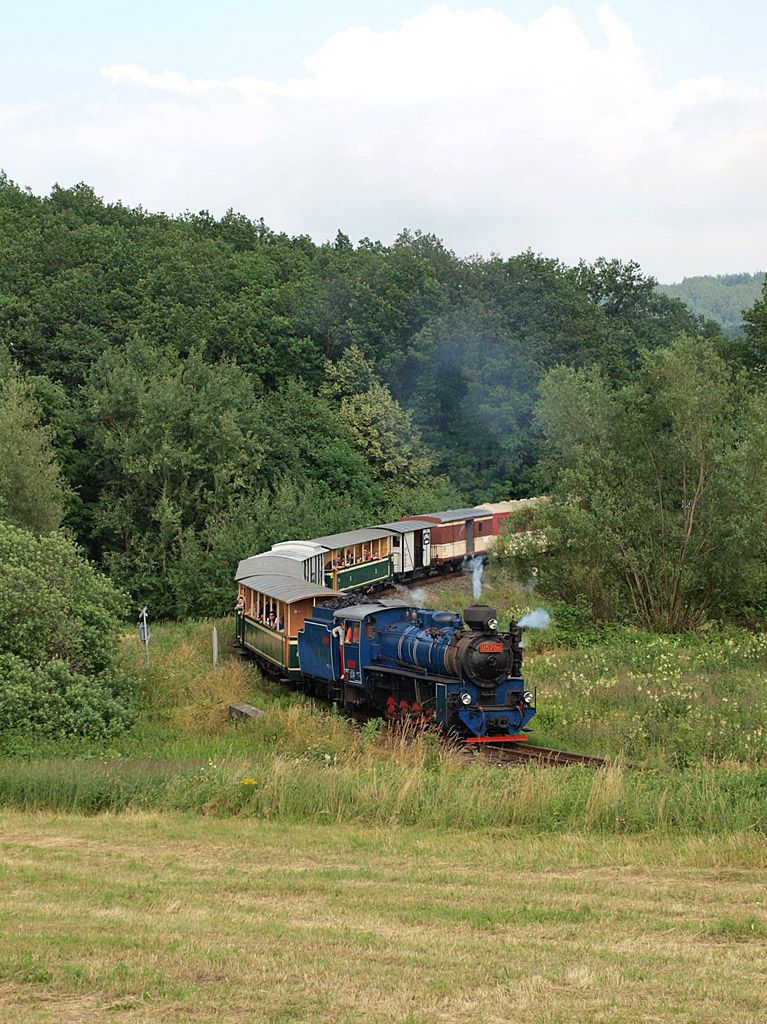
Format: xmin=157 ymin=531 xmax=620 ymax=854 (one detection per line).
xmin=0 ymin=708 xmax=765 ymax=833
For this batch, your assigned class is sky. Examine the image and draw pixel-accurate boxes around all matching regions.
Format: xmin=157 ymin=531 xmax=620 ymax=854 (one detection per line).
xmin=2 ymin=1 xmax=766 ymax=282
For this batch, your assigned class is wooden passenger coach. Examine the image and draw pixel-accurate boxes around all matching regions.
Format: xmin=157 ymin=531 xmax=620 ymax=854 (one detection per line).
xmin=235 ymin=574 xmax=338 ymax=676
xmin=482 ymin=498 xmax=541 ymax=538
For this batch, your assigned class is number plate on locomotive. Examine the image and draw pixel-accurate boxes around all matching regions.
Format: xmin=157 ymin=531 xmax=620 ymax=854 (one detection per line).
xmin=479 ymin=642 xmax=504 ymax=652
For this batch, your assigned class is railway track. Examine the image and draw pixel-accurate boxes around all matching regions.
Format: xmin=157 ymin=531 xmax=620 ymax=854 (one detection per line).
xmin=472 ymin=741 xmax=609 ymax=768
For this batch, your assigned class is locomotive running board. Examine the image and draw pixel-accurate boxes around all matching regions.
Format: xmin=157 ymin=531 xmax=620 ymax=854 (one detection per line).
xmin=465 ymin=735 xmax=529 ymax=744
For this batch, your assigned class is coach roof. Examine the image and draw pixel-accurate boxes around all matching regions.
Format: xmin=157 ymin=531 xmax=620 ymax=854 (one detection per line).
xmin=237 ymin=574 xmax=339 ymax=603
xmin=414 ymin=507 xmax=492 ymax=523
xmin=311 ymin=527 xmax=394 ymax=549
xmin=235 ymin=554 xmax=307 ymax=582
xmin=373 ymin=519 xmax=435 ymax=533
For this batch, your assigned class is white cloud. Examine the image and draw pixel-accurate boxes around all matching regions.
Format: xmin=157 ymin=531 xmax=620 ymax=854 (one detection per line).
xmin=4 ymin=4 xmax=767 ymax=279
xmin=0 ymin=100 xmax=44 ymax=125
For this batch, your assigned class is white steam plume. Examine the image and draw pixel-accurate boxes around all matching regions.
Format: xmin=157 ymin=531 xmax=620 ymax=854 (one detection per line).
xmin=517 ymin=607 xmax=551 ymax=629
xmin=464 ymin=556 xmax=484 ymax=599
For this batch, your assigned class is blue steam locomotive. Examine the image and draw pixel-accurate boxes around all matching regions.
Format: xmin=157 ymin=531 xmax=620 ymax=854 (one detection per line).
xmin=297 ymin=601 xmax=535 ymax=741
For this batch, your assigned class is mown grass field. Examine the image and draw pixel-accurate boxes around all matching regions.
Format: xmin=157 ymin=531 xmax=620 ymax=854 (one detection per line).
xmin=2 ymin=813 xmax=766 ymax=1024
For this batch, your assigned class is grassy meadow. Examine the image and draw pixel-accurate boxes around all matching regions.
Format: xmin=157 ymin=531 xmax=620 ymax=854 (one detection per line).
xmin=0 ymin=567 xmax=765 ymax=832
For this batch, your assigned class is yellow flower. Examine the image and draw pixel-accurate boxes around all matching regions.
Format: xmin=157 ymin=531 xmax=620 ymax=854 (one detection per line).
xmin=240 ymin=778 xmax=257 ymax=786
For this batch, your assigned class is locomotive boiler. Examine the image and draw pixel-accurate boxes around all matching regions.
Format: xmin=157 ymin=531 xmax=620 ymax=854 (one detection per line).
xmin=297 ymin=601 xmax=535 ymax=740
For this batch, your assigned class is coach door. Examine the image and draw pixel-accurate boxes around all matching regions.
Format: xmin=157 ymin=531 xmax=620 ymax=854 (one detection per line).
xmin=466 ymin=519 xmax=475 ymax=555
xmin=413 ymin=529 xmax=424 ymax=569
xmin=401 ymin=531 xmax=414 ymax=573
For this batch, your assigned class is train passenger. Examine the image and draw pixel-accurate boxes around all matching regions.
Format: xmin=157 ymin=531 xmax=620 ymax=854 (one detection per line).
xmin=234 ymin=595 xmax=245 ymax=615
xmin=346 ymin=551 xmax=354 ymax=566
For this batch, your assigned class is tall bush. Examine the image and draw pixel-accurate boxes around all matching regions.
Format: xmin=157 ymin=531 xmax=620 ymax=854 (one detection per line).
xmin=0 ymin=522 xmax=135 ymax=740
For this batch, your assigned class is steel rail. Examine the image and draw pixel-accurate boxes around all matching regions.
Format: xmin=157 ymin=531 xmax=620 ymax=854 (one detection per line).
xmin=473 ymin=742 xmax=610 ymax=768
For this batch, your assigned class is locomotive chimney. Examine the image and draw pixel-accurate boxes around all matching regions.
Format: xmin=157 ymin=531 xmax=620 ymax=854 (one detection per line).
xmin=462 ymin=604 xmax=498 ymax=631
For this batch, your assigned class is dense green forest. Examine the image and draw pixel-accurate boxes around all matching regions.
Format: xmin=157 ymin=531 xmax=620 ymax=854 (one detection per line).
xmin=658 ymin=272 xmax=765 ymax=337
xmin=4 ymin=173 xmax=767 ymax=627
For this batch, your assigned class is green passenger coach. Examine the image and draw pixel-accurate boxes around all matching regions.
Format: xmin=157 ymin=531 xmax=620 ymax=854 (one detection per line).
xmin=311 ymin=528 xmax=394 ymax=592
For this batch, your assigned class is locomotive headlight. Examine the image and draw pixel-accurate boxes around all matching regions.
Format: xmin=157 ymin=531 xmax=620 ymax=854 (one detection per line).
xmin=460 ymin=691 xmax=473 ymax=705
xmin=524 ymin=691 xmax=534 ymax=704
xmin=488 ymin=618 xmax=498 ymax=630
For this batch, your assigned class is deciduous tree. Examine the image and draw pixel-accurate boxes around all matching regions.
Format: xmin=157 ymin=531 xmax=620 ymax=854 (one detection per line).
xmin=498 ymin=336 xmax=767 ymax=629
xmin=0 ymin=371 xmax=70 ymax=534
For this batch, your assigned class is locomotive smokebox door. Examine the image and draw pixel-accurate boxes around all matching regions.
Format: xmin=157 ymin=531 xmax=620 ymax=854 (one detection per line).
xmin=462 ymin=605 xmax=498 ymax=631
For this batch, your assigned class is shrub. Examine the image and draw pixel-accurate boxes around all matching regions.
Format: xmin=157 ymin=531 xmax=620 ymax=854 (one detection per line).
xmin=0 ymin=654 xmax=136 ymax=742
xmin=0 ymin=521 xmax=127 ymax=672
xmin=0 ymin=521 xmax=135 ymax=739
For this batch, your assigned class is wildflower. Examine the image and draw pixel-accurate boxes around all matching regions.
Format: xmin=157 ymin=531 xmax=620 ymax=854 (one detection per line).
xmin=240 ymin=777 xmax=257 ymax=785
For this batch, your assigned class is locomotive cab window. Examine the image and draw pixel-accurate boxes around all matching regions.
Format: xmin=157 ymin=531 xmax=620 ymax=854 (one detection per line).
xmin=344 ymin=621 xmax=360 ymax=644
